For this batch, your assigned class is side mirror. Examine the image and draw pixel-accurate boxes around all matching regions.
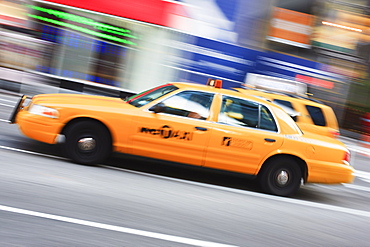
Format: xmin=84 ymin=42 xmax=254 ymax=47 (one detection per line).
xmin=149 ymin=103 xmax=165 ymax=113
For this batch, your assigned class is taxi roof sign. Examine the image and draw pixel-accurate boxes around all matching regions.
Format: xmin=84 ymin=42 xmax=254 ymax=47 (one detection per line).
xmin=207 ymin=78 xmax=222 ymax=88
xmin=244 ymin=73 xmax=307 ymax=96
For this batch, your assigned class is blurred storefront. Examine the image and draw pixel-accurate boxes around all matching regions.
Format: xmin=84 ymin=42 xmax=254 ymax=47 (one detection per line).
xmin=311 ymin=0 xmax=370 ymax=134
xmin=1 ymin=0 xmax=184 ymax=92
xmin=0 ymin=0 xmax=50 ymax=71
xmin=0 ymin=0 xmax=28 ymax=28
xmin=263 ymin=0 xmax=370 ymax=134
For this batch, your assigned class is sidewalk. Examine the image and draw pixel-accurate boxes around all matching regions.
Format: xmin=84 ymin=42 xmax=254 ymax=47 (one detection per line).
xmin=0 ymin=67 xmax=66 ymax=96
xmin=0 ymin=66 xmax=135 ymax=98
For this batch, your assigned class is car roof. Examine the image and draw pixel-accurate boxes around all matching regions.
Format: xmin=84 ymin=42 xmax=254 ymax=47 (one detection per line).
xmin=171 ymin=82 xmax=277 ymax=106
xmin=235 ymin=88 xmax=329 ymax=108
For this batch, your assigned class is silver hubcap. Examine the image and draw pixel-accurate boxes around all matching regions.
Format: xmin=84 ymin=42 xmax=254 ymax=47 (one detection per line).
xmin=78 ymin=137 xmax=96 ymax=151
xmin=277 ymin=170 xmax=289 ymax=185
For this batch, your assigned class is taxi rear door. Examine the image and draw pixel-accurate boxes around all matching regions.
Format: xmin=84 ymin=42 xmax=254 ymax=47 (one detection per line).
xmin=203 ymin=95 xmax=284 ymax=175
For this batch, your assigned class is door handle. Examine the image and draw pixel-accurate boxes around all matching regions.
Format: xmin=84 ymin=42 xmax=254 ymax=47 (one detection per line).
xmin=195 ymin=127 xmax=208 ymax=131
xmin=264 ymin=138 xmax=276 ymax=142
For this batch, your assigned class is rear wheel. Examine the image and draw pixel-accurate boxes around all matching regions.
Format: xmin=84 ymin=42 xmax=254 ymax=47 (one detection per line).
xmin=63 ymin=120 xmax=112 ymax=165
xmin=259 ymin=157 xmax=302 ymax=196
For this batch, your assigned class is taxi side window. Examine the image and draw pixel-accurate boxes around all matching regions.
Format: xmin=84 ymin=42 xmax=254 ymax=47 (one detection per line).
xmin=158 ymin=91 xmax=213 ymax=120
xmin=219 ymin=96 xmax=277 ymax=131
xmin=260 ymin=105 xmax=278 ymax=131
xmin=306 ymin=105 xmax=326 ymax=126
xmin=219 ymin=97 xmax=259 ymax=128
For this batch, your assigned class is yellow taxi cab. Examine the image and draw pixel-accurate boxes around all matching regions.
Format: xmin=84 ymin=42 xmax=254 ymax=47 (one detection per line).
xmin=10 ymin=79 xmax=354 ymax=196
xmin=238 ymin=74 xmax=340 ymax=138
xmin=235 ymin=89 xmax=340 ymax=138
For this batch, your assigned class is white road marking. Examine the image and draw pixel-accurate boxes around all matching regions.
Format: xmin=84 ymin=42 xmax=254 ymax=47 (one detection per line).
xmin=342 ymin=183 xmax=370 ymax=192
xmin=1 ymin=145 xmax=370 ymax=219
xmin=357 ymin=177 xmax=370 ymax=183
xmin=0 ymin=205 xmax=237 ymax=247
xmin=348 ymin=147 xmax=370 ymax=156
xmin=0 ymin=145 xmax=65 ymax=160
xmin=0 ymin=103 xmax=13 ymax=107
xmin=0 ymin=98 xmax=14 ymax=103
xmin=354 ymin=170 xmax=370 ymax=183
xmin=0 ymin=119 xmax=10 ymax=123
xmin=355 ymin=170 xmax=370 ymax=179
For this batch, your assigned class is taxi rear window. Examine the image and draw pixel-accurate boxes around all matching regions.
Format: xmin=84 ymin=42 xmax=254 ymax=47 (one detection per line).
xmin=219 ymin=96 xmax=277 ymax=131
xmin=306 ymin=105 xmax=326 ymax=126
xmin=260 ymin=105 xmax=278 ymax=131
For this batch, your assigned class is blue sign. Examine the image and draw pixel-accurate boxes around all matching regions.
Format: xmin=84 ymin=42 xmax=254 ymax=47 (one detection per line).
xmin=169 ymin=35 xmax=346 ymax=90
xmin=170 ymin=36 xmax=260 ymax=88
xmin=254 ymin=51 xmax=346 ymax=83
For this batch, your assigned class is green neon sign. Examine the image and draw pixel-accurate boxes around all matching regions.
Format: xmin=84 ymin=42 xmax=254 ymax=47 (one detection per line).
xmin=27 ymin=5 xmax=137 ymax=46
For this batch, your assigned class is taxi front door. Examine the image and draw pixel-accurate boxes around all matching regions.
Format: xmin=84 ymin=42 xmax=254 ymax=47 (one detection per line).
xmin=128 ymin=91 xmax=214 ymax=166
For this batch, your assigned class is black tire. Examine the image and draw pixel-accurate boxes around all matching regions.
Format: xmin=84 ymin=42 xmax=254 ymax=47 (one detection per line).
xmin=259 ymin=157 xmax=302 ymax=196
xmin=63 ymin=120 xmax=112 ymax=165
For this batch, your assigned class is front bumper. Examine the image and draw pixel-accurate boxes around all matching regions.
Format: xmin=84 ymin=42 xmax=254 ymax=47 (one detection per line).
xmin=16 ymin=109 xmax=63 ymax=144
xmin=9 ymin=95 xmax=27 ymax=124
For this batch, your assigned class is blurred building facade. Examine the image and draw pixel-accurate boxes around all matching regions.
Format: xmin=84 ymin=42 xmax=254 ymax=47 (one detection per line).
xmin=1 ymin=0 xmax=370 ymax=134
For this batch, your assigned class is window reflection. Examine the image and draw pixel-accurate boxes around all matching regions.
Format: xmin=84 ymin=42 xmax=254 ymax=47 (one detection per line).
xmin=159 ymin=91 xmax=213 ymax=120
xmin=219 ymin=97 xmax=259 ymax=127
xmin=219 ymin=96 xmax=277 ymax=131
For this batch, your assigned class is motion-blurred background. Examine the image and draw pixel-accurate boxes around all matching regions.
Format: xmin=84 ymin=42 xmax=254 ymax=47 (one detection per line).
xmin=1 ymin=0 xmax=370 ymax=137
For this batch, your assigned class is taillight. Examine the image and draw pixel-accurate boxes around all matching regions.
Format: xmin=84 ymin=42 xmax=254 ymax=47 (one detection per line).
xmin=330 ymin=130 xmax=340 ymax=138
xmin=343 ymin=151 xmax=351 ymax=165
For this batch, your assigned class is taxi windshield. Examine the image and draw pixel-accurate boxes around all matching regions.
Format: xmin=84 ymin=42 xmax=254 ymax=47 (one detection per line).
xmin=126 ymin=84 xmax=179 ymax=107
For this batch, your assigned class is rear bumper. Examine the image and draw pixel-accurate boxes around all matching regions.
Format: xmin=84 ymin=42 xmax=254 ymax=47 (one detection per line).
xmin=306 ymin=160 xmax=355 ymax=184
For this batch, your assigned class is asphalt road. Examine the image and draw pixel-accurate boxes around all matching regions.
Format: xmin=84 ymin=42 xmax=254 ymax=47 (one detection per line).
xmin=1 ymin=92 xmax=370 ymax=246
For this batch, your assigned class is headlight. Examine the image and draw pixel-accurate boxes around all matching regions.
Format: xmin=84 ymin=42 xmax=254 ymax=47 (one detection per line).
xmin=28 ymin=104 xmax=59 ymax=118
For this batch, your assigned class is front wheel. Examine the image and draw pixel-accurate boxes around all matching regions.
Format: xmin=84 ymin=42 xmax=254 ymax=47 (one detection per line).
xmin=63 ymin=120 xmax=112 ymax=165
xmin=259 ymin=157 xmax=302 ymax=196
